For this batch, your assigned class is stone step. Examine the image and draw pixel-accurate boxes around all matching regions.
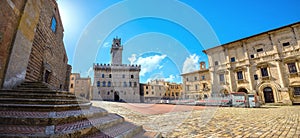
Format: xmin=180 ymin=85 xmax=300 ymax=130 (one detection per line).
xmin=54 ymin=113 xmax=124 ymax=137
xmin=0 ymin=102 xmax=92 ymax=111
xmin=133 ymin=131 xmax=162 ymax=138
xmin=0 ymin=107 xmax=108 ymax=126
xmin=0 ymin=98 xmax=88 ymax=105
xmin=0 ymin=89 xmax=72 ymax=95
xmin=16 ymin=82 xmax=51 ymax=90
xmin=91 ymin=121 xmax=143 ymax=138
xmin=0 ymin=113 xmax=124 ymax=137
xmin=0 ymin=92 xmax=77 ymax=99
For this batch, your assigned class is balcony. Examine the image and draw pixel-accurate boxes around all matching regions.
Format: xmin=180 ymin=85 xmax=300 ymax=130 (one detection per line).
xmin=289 ymin=72 xmax=300 ymax=78
xmin=237 ymin=79 xmax=247 ymax=84
xmin=261 ymin=76 xmax=270 ymax=80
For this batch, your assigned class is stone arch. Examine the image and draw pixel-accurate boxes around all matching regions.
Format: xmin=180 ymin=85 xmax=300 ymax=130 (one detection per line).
xmin=257 ymin=82 xmax=282 ymax=103
xmin=220 ymin=89 xmax=229 ymax=96
xmin=237 ymin=87 xmax=249 ymax=93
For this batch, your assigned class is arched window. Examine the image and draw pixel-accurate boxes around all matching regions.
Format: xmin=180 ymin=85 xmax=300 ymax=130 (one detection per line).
xmin=97 ymin=81 xmax=100 ymax=87
xmin=102 ymin=74 xmax=105 ymax=78
xmin=108 ymin=81 xmax=111 ymax=87
xmin=102 ymin=81 xmax=106 ymax=87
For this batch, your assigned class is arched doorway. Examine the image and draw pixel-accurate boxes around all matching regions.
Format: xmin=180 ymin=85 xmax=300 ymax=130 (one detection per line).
xmin=237 ymin=88 xmax=248 ymax=93
xmin=114 ymin=92 xmax=120 ymax=102
xmin=263 ymin=87 xmax=274 ymax=103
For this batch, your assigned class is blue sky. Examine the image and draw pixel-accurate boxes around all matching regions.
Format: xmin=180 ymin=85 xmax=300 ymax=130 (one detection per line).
xmin=57 ymin=0 xmax=300 ymax=83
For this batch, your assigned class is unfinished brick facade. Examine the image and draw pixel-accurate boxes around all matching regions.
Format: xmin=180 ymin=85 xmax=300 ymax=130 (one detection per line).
xmin=0 ymin=0 xmax=69 ymax=90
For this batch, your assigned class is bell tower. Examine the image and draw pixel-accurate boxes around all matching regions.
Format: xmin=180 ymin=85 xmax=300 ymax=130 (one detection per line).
xmin=110 ymin=37 xmax=123 ymax=65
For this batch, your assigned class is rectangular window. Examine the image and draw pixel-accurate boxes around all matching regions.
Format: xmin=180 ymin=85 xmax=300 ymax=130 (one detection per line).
xmin=219 ymin=74 xmax=225 ymax=82
xmin=109 ymin=74 xmax=112 ymax=78
xmin=287 ymin=63 xmax=297 ymax=73
xmin=202 ymin=75 xmax=205 ymax=80
xmin=250 ymin=54 xmax=255 ymax=58
xmin=215 ymin=61 xmax=219 ymax=66
xmin=256 ymin=48 xmax=263 ymax=52
xmin=237 ymin=71 xmax=243 ymax=80
xmin=254 ymin=75 xmax=258 ymax=80
xmin=230 ymin=57 xmax=236 ymax=62
xmin=282 ymin=42 xmax=290 ymax=47
xmin=51 ymin=17 xmax=57 ymax=33
xmin=261 ymin=68 xmax=269 ymax=77
xmin=186 ymin=77 xmax=189 ymax=82
xmin=195 ymin=85 xmax=198 ymax=90
xmin=102 ymin=74 xmax=105 ymax=78
xmin=194 ymin=77 xmax=197 ymax=81
xmin=70 ymin=83 xmax=73 ymax=88
xmin=123 ymin=82 xmax=127 ymax=87
xmin=97 ymin=81 xmax=100 ymax=87
xmin=294 ymin=87 xmax=300 ymax=96
xmin=186 ymin=85 xmax=190 ymax=91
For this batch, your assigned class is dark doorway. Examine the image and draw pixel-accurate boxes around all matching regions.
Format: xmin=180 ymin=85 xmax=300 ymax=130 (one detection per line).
xmin=237 ymin=88 xmax=248 ymax=93
xmin=263 ymin=87 xmax=274 ymax=103
xmin=114 ymin=92 xmax=120 ymax=101
xmin=44 ymin=70 xmax=51 ymax=83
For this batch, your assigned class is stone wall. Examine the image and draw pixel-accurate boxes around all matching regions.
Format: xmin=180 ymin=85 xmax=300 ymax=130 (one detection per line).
xmin=25 ymin=0 xmax=68 ymax=90
xmin=0 ymin=0 xmax=26 ymax=88
xmin=204 ymin=22 xmax=300 ymax=105
xmin=1 ymin=0 xmax=68 ymax=90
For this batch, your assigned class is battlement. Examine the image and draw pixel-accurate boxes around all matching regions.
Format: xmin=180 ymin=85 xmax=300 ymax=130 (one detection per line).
xmin=93 ymin=63 xmax=141 ymax=71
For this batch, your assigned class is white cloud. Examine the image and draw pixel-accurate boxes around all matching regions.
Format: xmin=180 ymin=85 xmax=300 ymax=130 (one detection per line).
xmin=130 ymin=54 xmax=166 ymax=76
xmin=182 ymin=54 xmax=200 ymax=73
xmin=146 ymin=74 xmax=176 ymax=82
xmin=103 ymin=42 xmax=110 ymax=48
xmin=164 ymin=74 xmax=175 ymax=82
xmin=158 ymin=65 xmax=163 ymax=69
xmin=128 ymin=54 xmax=137 ymax=64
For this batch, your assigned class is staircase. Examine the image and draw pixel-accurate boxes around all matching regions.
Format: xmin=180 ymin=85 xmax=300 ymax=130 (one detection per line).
xmin=0 ymin=82 xmax=161 ymax=138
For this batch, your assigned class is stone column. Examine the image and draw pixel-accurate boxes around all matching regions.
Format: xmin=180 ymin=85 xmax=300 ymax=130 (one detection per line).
xmin=3 ymin=0 xmax=42 ymax=89
xmin=247 ymin=66 xmax=254 ymax=93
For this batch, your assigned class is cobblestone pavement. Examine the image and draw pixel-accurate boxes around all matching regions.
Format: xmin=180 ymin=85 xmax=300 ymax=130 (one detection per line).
xmin=92 ymin=101 xmax=300 ymax=138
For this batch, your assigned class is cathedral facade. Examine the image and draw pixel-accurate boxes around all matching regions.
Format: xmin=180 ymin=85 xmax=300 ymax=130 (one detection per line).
xmin=92 ymin=38 xmax=141 ymax=102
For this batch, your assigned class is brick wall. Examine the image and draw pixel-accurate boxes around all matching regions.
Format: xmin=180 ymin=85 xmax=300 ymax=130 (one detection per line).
xmin=25 ymin=0 xmax=68 ymax=90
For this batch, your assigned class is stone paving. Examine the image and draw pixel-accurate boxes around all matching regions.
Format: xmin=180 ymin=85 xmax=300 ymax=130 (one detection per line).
xmin=92 ymin=101 xmax=300 ymax=138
